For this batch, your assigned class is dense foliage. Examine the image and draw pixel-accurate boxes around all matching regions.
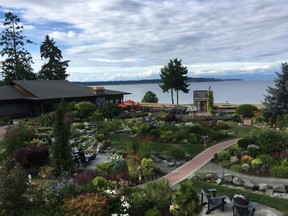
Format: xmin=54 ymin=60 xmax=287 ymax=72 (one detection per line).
xmin=236 ymin=104 xmax=258 ymax=118
xmin=0 ymin=160 xmax=29 ymax=216
xmin=142 ymin=91 xmax=159 ymax=103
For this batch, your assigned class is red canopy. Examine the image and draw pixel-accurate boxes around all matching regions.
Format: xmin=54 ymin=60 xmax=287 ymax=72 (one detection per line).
xmin=118 ymin=103 xmax=128 ymax=108
xmin=123 ymin=100 xmax=135 ymax=106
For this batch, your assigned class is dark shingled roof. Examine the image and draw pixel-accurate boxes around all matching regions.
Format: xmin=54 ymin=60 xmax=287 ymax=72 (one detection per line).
xmin=0 ymin=85 xmax=30 ymax=100
xmin=12 ymin=80 xmax=130 ymax=99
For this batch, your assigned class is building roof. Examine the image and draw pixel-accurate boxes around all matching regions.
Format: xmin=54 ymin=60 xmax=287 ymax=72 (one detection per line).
xmin=0 ymin=80 xmax=130 ymax=101
xmin=0 ymin=85 xmax=30 ymax=100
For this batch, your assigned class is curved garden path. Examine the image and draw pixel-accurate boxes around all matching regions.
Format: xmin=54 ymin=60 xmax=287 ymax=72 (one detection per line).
xmin=163 ymin=138 xmax=240 ymax=186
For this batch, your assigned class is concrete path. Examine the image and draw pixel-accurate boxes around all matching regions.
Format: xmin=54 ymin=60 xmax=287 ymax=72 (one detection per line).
xmin=164 ymin=138 xmax=239 ymax=186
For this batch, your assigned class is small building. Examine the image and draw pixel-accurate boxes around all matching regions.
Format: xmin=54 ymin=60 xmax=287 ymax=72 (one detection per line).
xmin=0 ymin=80 xmax=130 ymax=118
xmin=193 ymin=90 xmax=208 ymax=112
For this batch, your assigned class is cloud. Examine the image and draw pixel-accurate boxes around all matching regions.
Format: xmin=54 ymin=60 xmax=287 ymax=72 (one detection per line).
xmin=88 ymin=58 xmax=140 ymax=63
xmin=0 ymin=0 xmax=287 ymax=81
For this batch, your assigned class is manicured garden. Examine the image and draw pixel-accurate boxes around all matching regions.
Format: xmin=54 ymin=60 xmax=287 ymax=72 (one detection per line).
xmin=0 ymin=100 xmax=288 ymax=215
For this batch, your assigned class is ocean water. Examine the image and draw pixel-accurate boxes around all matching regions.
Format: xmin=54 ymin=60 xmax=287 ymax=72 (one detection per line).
xmin=103 ymin=80 xmax=275 ymax=105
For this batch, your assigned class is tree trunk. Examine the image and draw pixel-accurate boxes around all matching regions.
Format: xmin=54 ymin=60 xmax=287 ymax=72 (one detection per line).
xmin=170 ymin=89 xmax=174 ymax=104
xmin=176 ymin=90 xmax=179 ymax=104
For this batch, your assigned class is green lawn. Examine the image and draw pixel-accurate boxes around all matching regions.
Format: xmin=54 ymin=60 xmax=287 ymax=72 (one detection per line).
xmin=191 ymin=180 xmax=288 ymax=216
xmin=109 ymin=135 xmax=205 ymax=157
xmin=225 ymin=121 xmax=263 ymax=138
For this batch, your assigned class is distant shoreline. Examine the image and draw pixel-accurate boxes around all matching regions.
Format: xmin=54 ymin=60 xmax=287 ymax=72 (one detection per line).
xmin=74 ymin=78 xmax=242 ymax=86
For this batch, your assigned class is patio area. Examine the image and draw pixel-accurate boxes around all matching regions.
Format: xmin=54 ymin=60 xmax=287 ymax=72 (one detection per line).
xmin=200 ymin=198 xmax=283 ymax=216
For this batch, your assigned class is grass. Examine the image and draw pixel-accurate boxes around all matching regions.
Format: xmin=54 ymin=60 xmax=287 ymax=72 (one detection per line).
xmin=225 ymin=121 xmax=262 ymax=138
xmin=191 ymin=180 xmax=288 ymax=216
xmin=109 ymin=135 xmax=205 ymax=157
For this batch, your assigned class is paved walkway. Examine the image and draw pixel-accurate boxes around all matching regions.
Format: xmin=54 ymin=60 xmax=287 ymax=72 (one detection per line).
xmin=164 ymin=138 xmax=239 ymax=186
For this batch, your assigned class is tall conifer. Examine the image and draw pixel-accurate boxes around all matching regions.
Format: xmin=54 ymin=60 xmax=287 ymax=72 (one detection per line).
xmin=51 ymin=101 xmax=72 ymax=174
xmin=0 ymin=12 xmax=36 ymax=84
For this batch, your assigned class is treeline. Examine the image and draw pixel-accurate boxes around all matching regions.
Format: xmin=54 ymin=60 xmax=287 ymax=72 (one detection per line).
xmin=75 ymin=77 xmax=242 ymax=86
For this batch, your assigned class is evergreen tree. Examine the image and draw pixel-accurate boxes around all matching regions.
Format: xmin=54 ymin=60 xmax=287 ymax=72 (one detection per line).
xmin=159 ymin=60 xmax=175 ymax=104
xmin=173 ymin=59 xmax=190 ymax=104
xmin=51 ymin=101 xmax=73 ymax=174
xmin=38 ymin=35 xmax=69 ymax=80
xmin=0 ymin=12 xmax=36 ymax=84
xmin=159 ymin=58 xmax=190 ymax=104
xmin=264 ymin=63 xmax=288 ymax=116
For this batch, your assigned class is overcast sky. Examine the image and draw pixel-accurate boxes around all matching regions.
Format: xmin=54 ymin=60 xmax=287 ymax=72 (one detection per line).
xmin=0 ymin=0 xmax=287 ymax=81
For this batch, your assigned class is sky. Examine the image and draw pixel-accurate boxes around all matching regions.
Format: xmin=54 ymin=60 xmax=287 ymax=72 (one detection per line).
xmin=0 ymin=0 xmax=287 ymax=82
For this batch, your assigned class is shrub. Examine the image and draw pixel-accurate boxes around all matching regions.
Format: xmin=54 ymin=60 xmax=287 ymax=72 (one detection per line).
xmin=168 ymin=148 xmax=186 ymax=161
xmin=38 ymin=165 xmax=54 ymax=179
xmin=0 ymin=160 xmax=29 ymax=216
xmin=170 ymin=179 xmax=202 ymax=216
xmin=13 ymin=145 xmax=49 ymax=170
xmin=271 ymin=165 xmax=288 ymax=178
xmin=2 ymin=125 xmax=34 ymax=157
xmin=257 ymin=154 xmax=277 ymax=166
xmin=127 ymin=154 xmax=141 ymax=180
xmin=219 ymin=160 xmax=233 ymax=167
xmin=217 ymin=149 xmax=230 ymax=161
xmin=236 ymin=104 xmax=258 ymax=118
xmin=74 ymin=170 xmax=97 ymax=185
xmin=237 ymin=137 xmax=256 ymax=149
xmin=144 ymin=178 xmax=173 ymax=212
xmin=247 ymin=145 xmax=260 ymax=158
xmin=100 ymin=102 xmax=121 ymax=119
xmin=111 ymin=158 xmax=129 ymax=180
xmin=217 ymin=120 xmax=229 ymax=129
xmin=92 ymin=176 xmax=117 ymax=191
xmin=127 ymin=188 xmax=151 ymax=216
xmin=71 ymin=122 xmax=85 ymax=130
xmin=96 ymin=162 xmax=113 ymax=176
xmin=138 ymin=142 xmax=151 ymax=159
xmin=281 ymin=159 xmax=288 ymax=167
xmin=145 ymin=208 xmax=161 ymax=216
xmin=141 ymin=158 xmax=154 ymax=180
xmin=256 ymin=130 xmax=286 ymax=154
xmin=62 ymin=193 xmax=109 ymax=216
xmin=241 ymin=155 xmax=253 ymax=164
xmin=230 ymin=164 xmax=244 ymax=173
xmin=75 ymin=101 xmax=96 ymax=119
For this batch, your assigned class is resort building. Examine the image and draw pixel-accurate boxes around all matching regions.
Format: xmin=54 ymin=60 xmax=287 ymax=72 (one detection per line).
xmin=0 ymin=80 xmax=130 ymax=118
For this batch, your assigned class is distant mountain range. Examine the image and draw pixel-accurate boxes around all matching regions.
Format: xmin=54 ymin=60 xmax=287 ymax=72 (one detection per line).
xmin=75 ymin=77 xmax=242 ymax=86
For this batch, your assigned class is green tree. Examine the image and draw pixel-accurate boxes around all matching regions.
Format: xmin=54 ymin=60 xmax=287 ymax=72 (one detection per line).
xmin=0 ymin=12 xmax=36 ymax=84
xmin=173 ymin=59 xmax=190 ymax=104
xmin=51 ymin=101 xmax=73 ymax=174
xmin=142 ymin=91 xmax=158 ymax=103
xmin=159 ymin=58 xmax=190 ymax=104
xmin=38 ymin=35 xmax=69 ymax=80
xmin=236 ymin=104 xmax=258 ymax=118
xmin=264 ymin=63 xmax=288 ymax=117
